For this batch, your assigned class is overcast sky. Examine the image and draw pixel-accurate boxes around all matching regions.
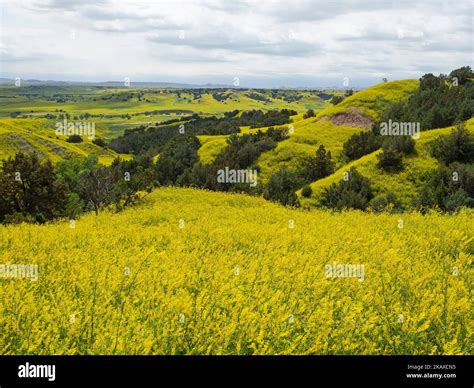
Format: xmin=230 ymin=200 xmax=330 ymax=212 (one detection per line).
xmin=0 ymin=0 xmax=472 ymax=87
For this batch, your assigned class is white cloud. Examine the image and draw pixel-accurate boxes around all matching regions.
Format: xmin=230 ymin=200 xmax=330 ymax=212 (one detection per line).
xmin=0 ymin=0 xmax=472 ymax=87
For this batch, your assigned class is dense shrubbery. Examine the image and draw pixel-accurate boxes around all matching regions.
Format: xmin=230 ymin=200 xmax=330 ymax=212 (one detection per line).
xmin=382 ymin=135 xmax=416 ymax=155
xmin=154 ymin=136 xmax=201 ymax=185
xmin=298 ymin=144 xmax=334 ymax=183
xmin=416 ymin=163 xmax=474 ymax=212
xmin=376 ymin=148 xmax=404 ymax=172
xmin=240 ymin=109 xmax=297 ymax=128
xmin=369 ymin=192 xmax=402 ymax=213
xmin=321 ymin=168 xmax=373 ymax=210
xmin=377 ymin=135 xmax=416 ymax=172
xmin=342 ymin=130 xmax=380 ymax=161
xmin=429 ymin=124 xmax=474 ymax=165
xmin=303 ymin=109 xmax=315 ymax=119
xmin=109 ymin=109 xmax=296 ymax=155
xmin=330 ymin=95 xmax=344 ymax=105
xmin=0 ymin=153 xmax=68 ymax=222
xmin=66 ymin=134 xmax=83 ymax=143
xmin=0 ymin=152 xmax=155 ymax=223
xmin=379 ymin=66 xmax=474 ymax=131
xmin=263 ymin=167 xmax=301 ymax=206
xmin=92 ymin=138 xmax=107 ymax=148
xmin=301 ymin=184 xmax=312 ymax=198
xmin=183 ymin=127 xmax=289 ymax=193
xmin=416 ymin=124 xmax=474 ymax=212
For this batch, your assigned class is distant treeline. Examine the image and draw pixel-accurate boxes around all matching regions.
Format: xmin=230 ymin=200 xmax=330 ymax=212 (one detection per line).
xmin=108 ymin=109 xmax=296 ymax=155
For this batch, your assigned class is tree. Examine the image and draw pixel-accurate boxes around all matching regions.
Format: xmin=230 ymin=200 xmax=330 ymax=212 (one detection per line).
xmin=263 ymin=167 xmax=301 ymax=206
xmin=110 ymin=157 xmax=155 ymax=210
xmin=377 ymin=148 xmax=403 ymax=172
xmin=66 ymin=134 xmax=83 ymax=143
xmin=0 ymin=152 xmax=68 ymax=221
xmin=330 ymin=95 xmax=344 ymax=105
xmin=449 ymin=66 xmax=473 ymax=86
xmin=78 ymin=164 xmax=119 ymax=215
xmin=301 ymin=185 xmax=312 ymax=198
xmin=416 ymin=162 xmax=474 ymax=212
xmin=430 ymin=124 xmax=474 ymax=165
xmin=344 ymin=89 xmax=354 ymax=97
xmin=382 ymin=135 xmax=416 ymax=155
xmin=342 ymin=131 xmax=380 ymax=161
xmin=303 ymin=109 xmax=315 ymax=119
xmin=299 ymin=145 xmax=334 ymax=182
xmin=155 ymin=136 xmax=200 ymax=185
xmin=92 ymin=138 xmax=107 ymax=148
xmin=420 ymin=73 xmax=442 ymax=90
xmin=321 ymin=167 xmax=373 ymax=210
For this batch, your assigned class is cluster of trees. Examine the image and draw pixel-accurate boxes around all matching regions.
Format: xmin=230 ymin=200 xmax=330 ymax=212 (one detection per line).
xmin=0 ymin=153 xmax=154 ymax=223
xmin=238 ymin=109 xmax=297 ymax=128
xmin=212 ymin=92 xmax=231 ymax=102
xmin=298 ymin=145 xmax=334 ymax=183
xmin=416 ymin=124 xmax=474 ymax=212
xmin=156 ymin=127 xmax=289 ymax=193
xmin=321 ymin=167 xmax=374 ymax=210
xmin=330 ymin=89 xmax=353 ymax=105
xmin=247 ymin=93 xmax=270 ymax=103
xmin=376 ymin=135 xmax=416 ymax=172
xmin=264 ymin=144 xmax=335 ymax=206
xmin=108 ymin=109 xmax=296 ymax=155
xmin=342 ymin=131 xmax=380 ymax=161
xmin=379 ymin=66 xmax=473 ymax=131
xmin=264 ymin=167 xmax=301 ymax=206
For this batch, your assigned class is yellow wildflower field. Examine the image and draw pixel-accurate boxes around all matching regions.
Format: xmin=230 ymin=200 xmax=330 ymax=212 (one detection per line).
xmin=0 ymin=188 xmax=472 ymax=355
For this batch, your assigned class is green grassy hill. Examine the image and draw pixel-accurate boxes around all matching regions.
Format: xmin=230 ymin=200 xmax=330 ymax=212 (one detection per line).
xmin=2 ymin=79 xmax=471 ymax=210
xmin=256 ymin=119 xmax=361 ymax=183
xmin=316 ymin=80 xmax=419 ymax=122
xmin=298 ymin=117 xmax=474 ymax=208
xmin=0 ymin=86 xmax=331 ymax=165
xmin=254 ymin=80 xmax=421 ymax=184
xmin=0 ymin=118 xmax=131 ymax=165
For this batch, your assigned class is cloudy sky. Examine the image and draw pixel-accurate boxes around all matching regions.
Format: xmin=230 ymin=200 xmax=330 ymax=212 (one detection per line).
xmin=0 ymin=0 xmax=472 ymax=87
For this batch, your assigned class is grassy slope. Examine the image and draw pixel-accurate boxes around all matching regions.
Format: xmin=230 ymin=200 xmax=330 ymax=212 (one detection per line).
xmin=1 ymin=187 xmax=471 ymax=354
xmin=0 ymin=118 xmax=131 ymax=165
xmin=254 ymin=80 xmax=421 ymax=184
xmin=316 ymin=79 xmax=419 ymax=121
xmin=0 ymin=87 xmax=329 ymax=165
xmin=299 ymin=118 xmax=474 ymax=208
xmin=0 ymin=87 xmax=325 ymax=118
xmin=196 ymin=122 xmax=297 ymax=165
xmin=256 ymin=118 xmax=361 ymax=183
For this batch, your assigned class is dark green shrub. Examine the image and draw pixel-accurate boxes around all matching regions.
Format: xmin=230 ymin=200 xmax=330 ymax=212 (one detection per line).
xmin=321 ymin=167 xmax=373 ymax=210
xmin=301 ymin=185 xmax=312 ymax=198
xmin=377 ymin=148 xmax=403 ymax=171
xmin=430 ymin=124 xmax=474 ymax=165
xmin=66 ymin=134 xmax=83 ymax=143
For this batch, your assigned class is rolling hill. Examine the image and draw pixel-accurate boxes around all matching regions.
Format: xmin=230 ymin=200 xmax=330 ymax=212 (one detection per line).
xmin=0 ymin=118 xmax=131 ymax=165
xmin=254 ymin=80 xmax=421 ymax=184
xmin=298 ymin=118 xmax=474 ymax=208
